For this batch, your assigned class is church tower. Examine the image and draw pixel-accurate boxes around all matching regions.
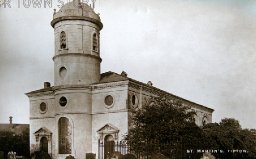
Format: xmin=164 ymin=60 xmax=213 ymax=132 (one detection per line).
xmin=51 ymin=0 xmax=103 ymax=86
xmin=27 ymin=1 xmax=104 ymax=159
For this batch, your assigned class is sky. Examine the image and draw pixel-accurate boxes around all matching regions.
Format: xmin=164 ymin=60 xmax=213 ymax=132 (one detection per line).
xmin=0 ymin=0 xmax=255 ymax=128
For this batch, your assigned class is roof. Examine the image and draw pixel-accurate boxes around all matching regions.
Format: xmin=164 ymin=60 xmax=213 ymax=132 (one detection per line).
xmin=0 ymin=123 xmax=29 ymax=135
xmin=26 ymin=71 xmax=214 ymax=112
xmin=25 ymin=86 xmax=53 ymax=97
xmin=51 ymin=0 xmax=102 ymax=28
xmin=98 ymin=71 xmax=214 ymax=112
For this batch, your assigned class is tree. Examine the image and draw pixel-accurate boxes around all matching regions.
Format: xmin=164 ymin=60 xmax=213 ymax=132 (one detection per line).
xmin=126 ymin=97 xmax=203 ymax=158
xmin=0 ymin=127 xmax=29 ymax=158
xmin=202 ymin=118 xmax=256 ymax=159
xmin=126 ymin=96 xmax=256 ymax=159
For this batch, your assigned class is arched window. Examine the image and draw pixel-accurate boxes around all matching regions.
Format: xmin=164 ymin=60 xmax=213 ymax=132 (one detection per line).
xmin=92 ymin=33 xmax=98 ymax=52
xmin=58 ymin=117 xmax=72 ymax=154
xmin=60 ymin=31 xmax=67 ymax=49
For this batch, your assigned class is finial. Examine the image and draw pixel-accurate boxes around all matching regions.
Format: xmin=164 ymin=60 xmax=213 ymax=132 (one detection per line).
xmin=147 ymin=81 xmax=153 ymax=86
xmin=121 ymin=71 xmax=128 ymax=77
xmin=92 ymin=0 xmax=96 ymax=9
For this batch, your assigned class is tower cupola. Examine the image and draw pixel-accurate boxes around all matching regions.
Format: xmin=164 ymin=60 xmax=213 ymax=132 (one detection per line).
xmin=51 ymin=0 xmax=103 ymax=86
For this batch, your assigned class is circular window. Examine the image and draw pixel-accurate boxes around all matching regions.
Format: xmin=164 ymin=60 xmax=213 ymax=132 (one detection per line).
xmin=59 ymin=96 xmax=67 ymax=106
xmin=59 ymin=67 xmax=67 ymax=78
xmin=105 ymin=95 xmax=113 ymax=106
xmin=131 ymin=94 xmax=138 ymax=108
xmin=40 ymin=102 xmax=47 ymax=113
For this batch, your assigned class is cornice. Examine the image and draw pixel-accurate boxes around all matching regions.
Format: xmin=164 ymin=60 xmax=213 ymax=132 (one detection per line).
xmin=92 ymin=81 xmax=129 ymax=91
xmin=54 ymin=84 xmax=91 ymax=91
xmin=53 ymin=53 xmax=102 ymax=62
xmin=51 ymin=16 xmax=103 ymax=30
xmin=26 ymin=88 xmax=54 ymax=98
xmin=26 ymin=84 xmax=92 ymax=98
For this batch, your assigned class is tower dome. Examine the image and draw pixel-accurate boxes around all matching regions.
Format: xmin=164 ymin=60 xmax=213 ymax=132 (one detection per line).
xmin=51 ymin=0 xmax=103 ymax=29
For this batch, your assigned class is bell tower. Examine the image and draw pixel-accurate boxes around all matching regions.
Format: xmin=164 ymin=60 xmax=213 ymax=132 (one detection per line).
xmin=51 ymin=0 xmax=103 ymax=86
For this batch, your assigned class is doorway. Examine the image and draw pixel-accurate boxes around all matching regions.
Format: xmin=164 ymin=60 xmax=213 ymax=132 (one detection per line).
xmin=104 ymin=135 xmax=115 ymax=159
xmin=40 ymin=137 xmax=48 ymax=153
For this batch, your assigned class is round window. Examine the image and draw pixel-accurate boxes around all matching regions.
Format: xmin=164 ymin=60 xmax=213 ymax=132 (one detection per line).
xmin=131 ymin=94 xmax=138 ymax=108
xmin=40 ymin=102 xmax=47 ymax=113
xmin=104 ymin=95 xmax=113 ymax=106
xmin=59 ymin=96 xmax=67 ymax=106
xmin=59 ymin=67 xmax=67 ymax=78
xmin=132 ymin=95 xmax=136 ymax=105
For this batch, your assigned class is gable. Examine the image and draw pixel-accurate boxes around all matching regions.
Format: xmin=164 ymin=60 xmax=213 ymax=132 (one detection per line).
xmin=99 ymin=71 xmax=128 ymax=83
xmin=34 ymin=127 xmax=52 ymax=136
xmin=97 ymin=123 xmax=119 ymax=134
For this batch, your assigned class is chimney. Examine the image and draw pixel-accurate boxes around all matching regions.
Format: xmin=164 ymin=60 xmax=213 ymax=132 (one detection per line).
xmin=9 ymin=116 xmax=13 ymax=125
xmin=44 ymin=82 xmax=51 ymax=88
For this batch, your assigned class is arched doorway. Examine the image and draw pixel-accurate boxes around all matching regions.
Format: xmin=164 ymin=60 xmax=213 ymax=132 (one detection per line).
xmin=104 ymin=135 xmax=115 ymax=159
xmin=40 ymin=137 xmax=48 ymax=153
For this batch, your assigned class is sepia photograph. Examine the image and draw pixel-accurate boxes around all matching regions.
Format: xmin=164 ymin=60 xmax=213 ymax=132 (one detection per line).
xmin=0 ymin=0 xmax=255 ymax=158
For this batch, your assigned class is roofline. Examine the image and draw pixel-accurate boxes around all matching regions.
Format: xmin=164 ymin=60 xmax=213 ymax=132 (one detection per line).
xmin=25 ymin=87 xmax=54 ymax=97
xmin=26 ymin=71 xmax=214 ymax=112
xmin=128 ymin=78 xmax=214 ymax=112
xmin=26 ymin=84 xmax=92 ymax=97
xmin=96 ymin=71 xmax=214 ymax=112
xmin=53 ymin=53 xmax=102 ymax=62
xmin=51 ymin=16 xmax=103 ymax=29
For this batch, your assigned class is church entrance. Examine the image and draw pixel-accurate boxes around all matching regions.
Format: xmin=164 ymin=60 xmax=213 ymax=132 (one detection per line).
xmin=40 ymin=137 xmax=48 ymax=153
xmin=104 ymin=135 xmax=114 ymax=159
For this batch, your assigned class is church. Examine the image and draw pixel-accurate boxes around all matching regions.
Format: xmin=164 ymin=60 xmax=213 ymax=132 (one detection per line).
xmin=26 ymin=1 xmax=214 ymax=159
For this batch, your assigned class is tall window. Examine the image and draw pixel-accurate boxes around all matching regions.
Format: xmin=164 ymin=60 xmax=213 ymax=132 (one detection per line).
xmin=60 ymin=31 xmax=67 ymax=49
xmin=92 ymin=33 xmax=98 ymax=52
xmin=58 ymin=117 xmax=72 ymax=154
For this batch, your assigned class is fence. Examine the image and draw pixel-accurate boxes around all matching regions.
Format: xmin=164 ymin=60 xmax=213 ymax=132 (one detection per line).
xmin=97 ymin=140 xmax=193 ymax=159
xmin=98 ymin=140 xmax=129 ymax=159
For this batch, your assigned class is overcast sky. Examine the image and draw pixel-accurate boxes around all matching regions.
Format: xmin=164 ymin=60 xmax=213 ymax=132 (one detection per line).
xmin=0 ymin=0 xmax=255 ymax=128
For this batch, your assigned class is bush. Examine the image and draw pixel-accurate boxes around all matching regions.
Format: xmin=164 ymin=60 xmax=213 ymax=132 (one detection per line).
xmin=150 ymin=153 xmax=169 ymax=159
xmin=86 ymin=153 xmax=96 ymax=159
xmin=31 ymin=151 xmax=51 ymax=159
xmin=122 ymin=154 xmax=136 ymax=159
